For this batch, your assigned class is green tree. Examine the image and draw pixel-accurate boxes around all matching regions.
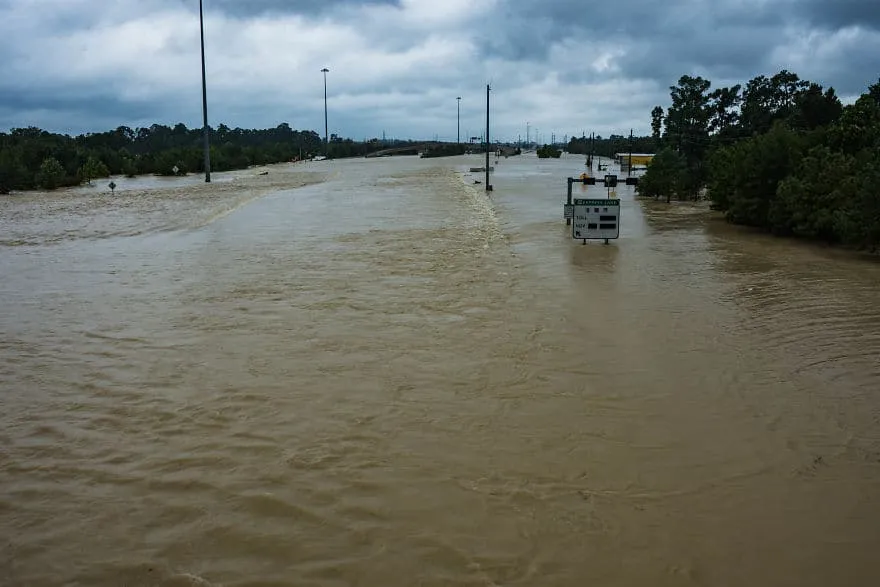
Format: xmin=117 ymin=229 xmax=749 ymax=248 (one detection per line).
xmin=649 ymin=71 xmax=879 ymax=249
xmin=868 ymin=78 xmax=880 ymax=104
xmin=637 ymin=148 xmax=685 ymax=203
xmin=706 ymin=143 xmax=744 ymax=211
xmin=121 ymin=158 xmax=138 ymax=178
xmin=740 ymin=70 xmax=810 ymax=136
xmin=35 ymin=157 xmax=65 ymax=190
xmin=771 ymin=147 xmax=858 ymax=239
xmin=826 ymin=94 xmax=880 ymax=155
xmin=536 ymin=144 xmax=561 ymax=158
xmin=79 ymin=155 xmax=110 ymax=184
xmin=707 ymin=85 xmax=741 ymax=137
xmin=790 ymin=84 xmax=843 ymax=130
xmin=835 ymin=151 xmax=880 ymax=250
xmin=0 ymin=145 xmax=29 ymax=192
xmin=664 ymin=75 xmax=712 ymax=198
xmin=721 ymin=122 xmax=808 ymax=228
xmin=650 ymin=106 xmax=664 ymax=142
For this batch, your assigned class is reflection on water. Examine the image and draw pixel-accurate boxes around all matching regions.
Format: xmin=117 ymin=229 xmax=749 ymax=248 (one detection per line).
xmin=568 ymin=242 xmax=620 ymax=272
xmin=2 ymin=153 xmax=880 ymax=586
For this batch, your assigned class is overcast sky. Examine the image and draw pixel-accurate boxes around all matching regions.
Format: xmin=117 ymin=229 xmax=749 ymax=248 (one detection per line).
xmin=1 ymin=0 xmax=878 ymax=141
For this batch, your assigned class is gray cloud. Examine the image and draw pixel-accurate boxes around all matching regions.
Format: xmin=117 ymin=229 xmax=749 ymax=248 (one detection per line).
xmin=0 ymin=90 xmax=166 ymax=136
xmin=0 ymin=88 xmax=157 ymax=118
xmin=0 ymin=0 xmax=878 ymax=140
xmin=614 ymin=24 xmax=785 ymax=89
xmin=796 ymin=0 xmax=880 ymax=30
xmin=483 ymin=0 xmax=878 ymax=94
xmin=204 ymin=0 xmax=399 ymax=17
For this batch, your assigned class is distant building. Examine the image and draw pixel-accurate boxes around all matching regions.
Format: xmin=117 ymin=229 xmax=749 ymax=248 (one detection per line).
xmin=614 ymin=153 xmax=655 ymax=168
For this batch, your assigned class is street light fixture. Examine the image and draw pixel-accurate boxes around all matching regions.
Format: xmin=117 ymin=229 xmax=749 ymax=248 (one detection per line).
xmin=321 ymin=67 xmax=329 ymax=157
xmin=199 ymin=0 xmax=211 ymax=182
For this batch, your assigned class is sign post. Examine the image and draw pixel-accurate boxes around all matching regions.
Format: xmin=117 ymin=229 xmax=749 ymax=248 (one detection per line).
xmin=571 ymin=198 xmax=620 ymax=244
xmin=562 ymin=174 xmax=621 ymax=245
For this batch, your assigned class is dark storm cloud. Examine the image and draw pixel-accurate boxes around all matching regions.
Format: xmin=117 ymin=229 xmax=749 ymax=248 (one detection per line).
xmin=0 ymin=0 xmax=878 ymax=138
xmin=0 ymin=86 xmax=167 ymax=134
xmin=796 ymin=0 xmax=880 ymax=30
xmin=204 ymin=0 xmax=399 ymax=17
xmin=480 ymin=0 xmax=879 ymax=95
xmin=614 ymin=24 xmax=784 ymax=86
xmin=0 ymin=86 xmax=164 ymax=120
xmin=482 ymin=0 xmax=789 ymax=60
xmin=819 ymin=49 xmax=880 ymax=93
xmin=499 ymin=0 xmax=870 ymax=43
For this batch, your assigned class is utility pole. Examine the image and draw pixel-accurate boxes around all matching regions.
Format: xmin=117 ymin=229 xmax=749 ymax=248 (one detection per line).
xmin=485 ymin=84 xmax=492 ymax=191
xmin=590 ymin=132 xmax=595 ymax=170
xmin=628 ymin=128 xmax=634 ymax=177
xmin=199 ymin=0 xmax=211 ymax=182
xmin=456 ymin=96 xmax=461 ymax=144
xmin=321 ymin=67 xmax=329 ymax=157
xmin=526 ymin=122 xmax=530 ymax=146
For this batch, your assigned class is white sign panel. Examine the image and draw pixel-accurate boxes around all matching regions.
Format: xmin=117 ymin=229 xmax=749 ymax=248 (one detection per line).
xmin=572 ymin=198 xmax=620 ymax=240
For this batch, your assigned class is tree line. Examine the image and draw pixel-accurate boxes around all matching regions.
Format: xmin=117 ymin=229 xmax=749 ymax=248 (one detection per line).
xmin=638 ymin=70 xmax=880 ymax=250
xmin=566 ymin=134 xmax=659 ymax=159
xmin=536 ymin=144 xmax=562 ymax=158
xmin=0 ymin=123 xmax=422 ymax=193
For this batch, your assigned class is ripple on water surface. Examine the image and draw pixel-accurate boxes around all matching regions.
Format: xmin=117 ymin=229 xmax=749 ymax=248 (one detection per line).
xmin=2 ymin=156 xmax=880 ymax=586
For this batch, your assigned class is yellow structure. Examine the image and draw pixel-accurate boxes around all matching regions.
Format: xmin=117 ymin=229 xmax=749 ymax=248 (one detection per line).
xmin=615 ymin=153 xmax=655 ymax=167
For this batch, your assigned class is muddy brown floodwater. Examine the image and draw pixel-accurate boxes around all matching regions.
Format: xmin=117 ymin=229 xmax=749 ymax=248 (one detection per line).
xmin=1 ymin=154 xmax=879 ymax=587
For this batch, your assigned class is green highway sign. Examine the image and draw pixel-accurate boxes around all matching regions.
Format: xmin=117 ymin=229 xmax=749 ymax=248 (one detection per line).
xmin=574 ymin=198 xmax=620 ymax=206
xmin=571 ymin=197 xmax=621 ymax=241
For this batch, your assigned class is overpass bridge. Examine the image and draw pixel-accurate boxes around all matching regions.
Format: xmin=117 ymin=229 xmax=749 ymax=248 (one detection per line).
xmin=365 ymin=143 xmax=435 ymax=158
xmin=364 ymin=142 xmax=518 ymax=159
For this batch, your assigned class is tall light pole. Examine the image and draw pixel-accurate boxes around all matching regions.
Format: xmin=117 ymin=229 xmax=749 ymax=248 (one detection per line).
xmin=199 ymin=0 xmax=211 ymax=182
xmin=321 ymin=67 xmax=329 ymax=157
xmin=485 ymin=84 xmax=491 ymax=191
xmin=456 ymin=96 xmax=461 ymax=144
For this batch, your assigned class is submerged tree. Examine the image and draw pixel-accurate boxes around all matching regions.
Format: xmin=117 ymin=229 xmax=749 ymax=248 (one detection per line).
xmin=637 ymin=148 xmax=685 ymax=203
xmin=79 ymin=155 xmax=110 ymax=184
xmin=644 ymin=68 xmax=880 ymax=249
xmin=35 ymin=157 xmax=65 ymax=190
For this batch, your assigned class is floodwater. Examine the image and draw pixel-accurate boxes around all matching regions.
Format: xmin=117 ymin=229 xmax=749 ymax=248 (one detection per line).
xmin=1 ymin=153 xmax=879 ymax=586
